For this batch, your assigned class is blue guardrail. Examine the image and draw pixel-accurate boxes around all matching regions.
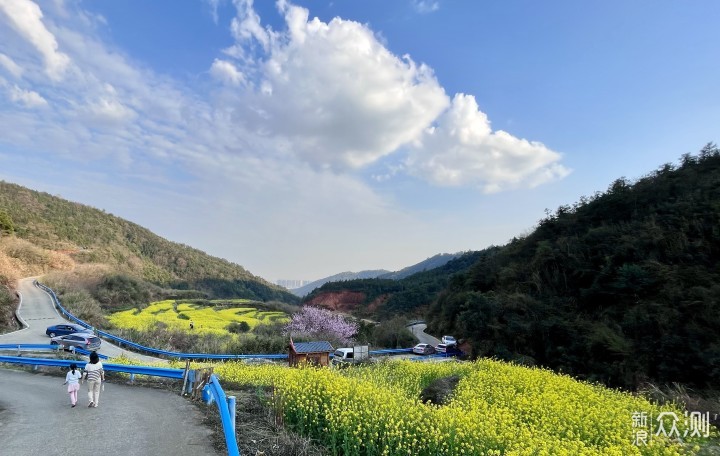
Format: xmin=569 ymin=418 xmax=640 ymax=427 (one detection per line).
xmin=35 ymin=281 xmax=286 ymax=362
xmin=0 ymin=355 xmax=239 ymax=455
xmin=22 ymin=281 xmax=464 ymax=455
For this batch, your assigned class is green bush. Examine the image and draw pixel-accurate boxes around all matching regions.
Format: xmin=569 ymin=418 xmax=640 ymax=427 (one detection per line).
xmin=0 ymin=282 xmax=16 ymax=332
xmin=92 ymin=274 xmax=155 ymax=311
xmin=0 ymin=209 xmax=14 ymax=235
xmin=57 ymin=289 xmax=108 ymax=329
xmin=369 ymin=316 xmax=415 ymax=348
xmin=227 ymin=321 xmax=251 ymax=333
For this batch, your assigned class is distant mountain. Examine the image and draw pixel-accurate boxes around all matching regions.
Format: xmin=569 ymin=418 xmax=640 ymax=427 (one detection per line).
xmin=290 ymin=253 xmax=463 ymax=297
xmin=291 ymin=269 xmax=389 ymax=297
xmin=0 ymin=181 xmax=299 ymax=304
xmin=378 ymin=253 xmax=461 ymax=280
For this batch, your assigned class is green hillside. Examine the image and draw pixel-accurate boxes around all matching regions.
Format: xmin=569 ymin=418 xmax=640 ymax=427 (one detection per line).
xmin=0 ymin=181 xmax=298 ymax=304
xmin=303 ymin=251 xmax=483 ymax=317
xmin=428 ymin=144 xmax=720 ymax=389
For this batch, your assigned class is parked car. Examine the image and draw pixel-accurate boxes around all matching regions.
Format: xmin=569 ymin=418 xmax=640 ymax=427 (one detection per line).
xmin=46 ymin=323 xmax=92 ymax=337
xmin=50 ymin=333 xmax=102 ymax=351
xmin=441 ymin=335 xmax=457 ymax=346
xmin=412 ymin=343 xmax=435 ymax=355
xmin=435 ymin=343 xmax=462 ymax=355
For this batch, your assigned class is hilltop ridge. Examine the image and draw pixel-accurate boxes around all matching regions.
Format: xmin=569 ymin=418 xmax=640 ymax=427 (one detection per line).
xmin=0 ymin=181 xmax=298 ymax=304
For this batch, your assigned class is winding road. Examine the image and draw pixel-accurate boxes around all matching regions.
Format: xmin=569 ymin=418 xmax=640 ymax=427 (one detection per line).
xmin=0 ymin=278 xmax=221 ymax=455
xmin=0 ymin=278 xmax=159 ymax=363
xmin=408 ymin=322 xmax=441 ymax=346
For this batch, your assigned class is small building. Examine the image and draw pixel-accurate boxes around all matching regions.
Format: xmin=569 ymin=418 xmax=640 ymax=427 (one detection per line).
xmin=288 ymin=340 xmax=333 ymax=367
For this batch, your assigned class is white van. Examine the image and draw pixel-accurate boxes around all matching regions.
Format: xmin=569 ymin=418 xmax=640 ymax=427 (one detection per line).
xmin=332 ymin=346 xmax=369 ymax=365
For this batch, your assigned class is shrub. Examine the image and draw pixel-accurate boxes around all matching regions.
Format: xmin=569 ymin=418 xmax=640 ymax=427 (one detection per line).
xmin=370 ymin=316 xmax=415 ymax=348
xmin=0 ymin=209 xmax=14 ymax=235
xmin=51 ymin=289 xmax=107 ymax=329
xmin=227 ymin=321 xmax=251 ymax=333
xmin=0 ymin=281 xmax=16 ymax=332
xmin=92 ymin=274 xmax=154 ymax=311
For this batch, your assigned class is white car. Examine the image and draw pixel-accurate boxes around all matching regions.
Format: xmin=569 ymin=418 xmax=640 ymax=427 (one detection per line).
xmin=412 ymin=343 xmax=435 ymax=355
xmin=441 ymin=335 xmax=457 ymax=346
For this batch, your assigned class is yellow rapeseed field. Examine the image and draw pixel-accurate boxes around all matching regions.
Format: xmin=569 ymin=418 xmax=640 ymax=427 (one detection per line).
xmin=110 ymin=356 xmax=717 ymax=455
xmin=211 ymin=359 xmax=716 ymax=456
xmin=108 ymin=299 xmax=289 ymax=335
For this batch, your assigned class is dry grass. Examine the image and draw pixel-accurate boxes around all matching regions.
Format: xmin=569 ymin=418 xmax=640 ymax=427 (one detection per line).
xmin=0 ymin=237 xmax=75 ymax=285
xmin=640 ymin=382 xmax=720 ymax=428
xmin=43 ymin=263 xmax=113 ymax=291
xmin=0 ymin=236 xmax=77 ymax=331
xmin=201 ymin=385 xmax=328 ymax=456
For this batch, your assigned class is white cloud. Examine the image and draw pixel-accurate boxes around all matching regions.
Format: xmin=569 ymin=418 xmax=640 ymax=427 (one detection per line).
xmin=205 ymin=0 xmax=221 ymax=24
xmin=411 ymin=0 xmax=440 ymax=14
xmin=219 ymin=0 xmax=566 ymax=190
xmin=8 ymin=84 xmax=47 ymax=107
xmin=227 ymin=2 xmax=449 ymax=170
xmin=0 ymin=0 xmax=70 ymax=80
xmin=231 ymin=0 xmax=272 ymax=51
xmin=210 ymin=59 xmax=244 ymax=85
xmin=407 ymin=94 xmax=571 ymax=192
xmin=84 ymin=97 xmax=136 ymax=124
xmin=0 ymin=52 xmax=23 ymax=78
xmin=0 ymin=0 xmax=571 ymax=280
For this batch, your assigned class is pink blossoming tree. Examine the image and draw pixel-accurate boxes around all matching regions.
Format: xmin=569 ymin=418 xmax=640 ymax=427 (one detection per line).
xmin=285 ymin=305 xmax=358 ymax=345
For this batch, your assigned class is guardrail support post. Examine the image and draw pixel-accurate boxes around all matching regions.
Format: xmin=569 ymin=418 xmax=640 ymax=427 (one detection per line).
xmin=129 ymin=373 xmax=135 ymax=383
xmin=202 ymin=384 xmax=214 ymax=405
xmin=181 ymin=359 xmax=190 ymax=396
xmin=228 ymin=396 xmax=236 ymax=430
xmin=186 ymin=369 xmax=196 ymax=396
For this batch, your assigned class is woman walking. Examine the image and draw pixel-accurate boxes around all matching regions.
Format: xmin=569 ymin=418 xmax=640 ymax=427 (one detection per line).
xmin=83 ymin=351 xmax=105 ymax=407
xmin=63 ymin=363 xmax=82 ymax=407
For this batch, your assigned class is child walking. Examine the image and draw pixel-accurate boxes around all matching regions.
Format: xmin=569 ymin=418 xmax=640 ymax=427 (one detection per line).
xmin=63 ymin=363 xmax=82 ymax=407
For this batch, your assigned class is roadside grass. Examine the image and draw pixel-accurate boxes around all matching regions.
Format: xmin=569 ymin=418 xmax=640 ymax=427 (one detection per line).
xmin=200 ymin=385 xmax=329 ymax=456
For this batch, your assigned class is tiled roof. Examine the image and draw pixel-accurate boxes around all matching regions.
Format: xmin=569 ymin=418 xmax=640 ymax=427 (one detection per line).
xmin=292 ymin=341 xmax=333 ymax=354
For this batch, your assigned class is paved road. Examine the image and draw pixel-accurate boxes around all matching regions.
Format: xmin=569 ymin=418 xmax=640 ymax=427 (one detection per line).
xmin=0 ymin=368 xmax=219 ymax=456
xmin=0 ymin=278 xmax=160 ymax=364
xmin=408 ymin=323 xmax=441 ymax=346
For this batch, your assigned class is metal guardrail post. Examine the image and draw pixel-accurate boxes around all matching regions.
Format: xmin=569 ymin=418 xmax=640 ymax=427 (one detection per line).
xmin=228 ymin=396 xmax=236 ymax=431
xmin=202 ymin=384 xmax=214 ymax=405
xmin=181 ymin=359 xmax=190 ymax=396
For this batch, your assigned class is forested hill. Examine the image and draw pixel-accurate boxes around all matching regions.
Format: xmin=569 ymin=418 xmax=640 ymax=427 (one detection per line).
xmin=303 ymin=251 xmax=483 ymax=317
xmin=0 ymin=181 xmax=298 ymax=303
xmin=427 ymin=144 xmax=720 ymax=389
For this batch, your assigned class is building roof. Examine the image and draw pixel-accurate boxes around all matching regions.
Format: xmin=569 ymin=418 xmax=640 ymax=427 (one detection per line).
xmin=292 ymin=341 xmax=333 ymax=354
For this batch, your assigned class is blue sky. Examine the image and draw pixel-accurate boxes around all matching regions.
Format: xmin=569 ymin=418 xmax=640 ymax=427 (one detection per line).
xmin=0 ymin=0 xmax=718 ymax=283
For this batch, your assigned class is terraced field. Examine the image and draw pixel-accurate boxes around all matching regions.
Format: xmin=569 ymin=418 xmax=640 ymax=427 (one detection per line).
xmin=108 ymin=300 xmax=289 ymax=335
